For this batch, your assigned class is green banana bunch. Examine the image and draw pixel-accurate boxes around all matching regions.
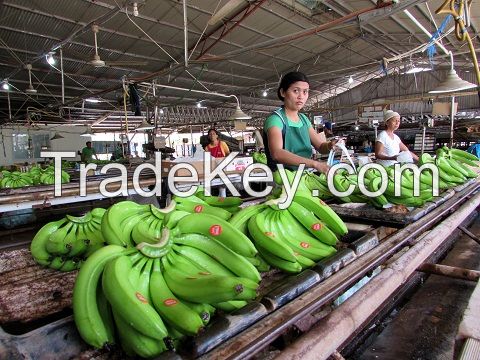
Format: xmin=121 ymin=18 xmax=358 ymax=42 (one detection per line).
xmin=252 ymin=151 xmax=267 ymax=165
xmin=101 ymin=201 xmax=152 ymax=247
xmin=73 ymin=245 xmax=131 ymax=348
xmin=0 ymin=171 xmax=34 ymax=188
xmin=31 ymin=208 xmax=107 ymax=270
xmin=302 ymin=172 xmax=333 ymax=200
xmin=101 ymin=254 xmax=168 ymax=340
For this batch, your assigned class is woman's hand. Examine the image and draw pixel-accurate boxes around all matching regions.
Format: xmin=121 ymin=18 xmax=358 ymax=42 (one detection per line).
xmin=313 ymin=161 xmax=330 ymax=175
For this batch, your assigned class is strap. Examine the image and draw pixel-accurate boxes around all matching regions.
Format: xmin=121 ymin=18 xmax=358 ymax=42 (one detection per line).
xmin=273 ymin=108 xmax=286 ymax=139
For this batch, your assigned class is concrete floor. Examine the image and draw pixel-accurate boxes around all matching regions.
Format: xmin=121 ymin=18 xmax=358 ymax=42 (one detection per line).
xmin=356 ymin=216 xmax=480 ymax=360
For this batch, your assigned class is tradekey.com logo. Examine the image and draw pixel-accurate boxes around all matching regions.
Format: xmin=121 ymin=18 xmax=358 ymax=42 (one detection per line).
xmin=41 ymin=151 xmax=441 ymax=209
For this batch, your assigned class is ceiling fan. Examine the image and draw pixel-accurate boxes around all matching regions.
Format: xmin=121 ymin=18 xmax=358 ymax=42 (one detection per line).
xmin=88 ymin=24 xmax=148 ymax=68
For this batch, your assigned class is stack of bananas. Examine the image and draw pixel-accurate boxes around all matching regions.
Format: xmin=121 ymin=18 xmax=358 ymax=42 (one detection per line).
xmin=230 ymin=191 xmax=347 ymax=273
xmin=299 ymin=147 xmax=478 ymax=208
xmin=30 ymin=208 xmax=105 ymax=271
xmin=0 ymin=166 xmax=70 ymax=189
xmin=73 ymin=213 xmax=260 ymax=357
xmin=252 ymin=151 xmax=267 ymax=165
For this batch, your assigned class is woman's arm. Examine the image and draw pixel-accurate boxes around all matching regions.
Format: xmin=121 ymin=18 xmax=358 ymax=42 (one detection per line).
xmin=399 ymin=142 xmax=419 ymax=161
xmin=268 ymin=126 xmax=329 ymax=173
xmin=375 ymin=141 xmax=397 ymax=160
xmin=308 ymin=127 xmax=334 ymax=154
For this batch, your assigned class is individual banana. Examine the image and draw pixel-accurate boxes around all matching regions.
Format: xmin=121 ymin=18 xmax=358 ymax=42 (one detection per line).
xmin=136 ymin=228 xmax=172 ymax=258
xmin=101 ymin=255 xmax=168 ymax=340
xmin=228 ymin=203 xmax=267 ymax=235
xmin=286 ymin=201 xmax=337 ymax=246
xmin=175 ymin=200 xmax=232 ymax=220
xmin=162 ymin=257 xmax=258 ymax=304
xmin=256 ymin=244 xmax=302 ymax=273
xmin=112 ymin=308 xmax=167 ymax=358
xmin=292 ymin=193 xmax=347 ymax=236
xmin=171 ymin=244 xmax=234 ymax=277
xmin=273 ymin=210 xmax=337 ymax=261
xmin=172 ymin=233 xmax=261 ymax=282
xmin=172 ymin=213 xmax=257 ymax=258
xmin=150 ymin=259 xmax=204 ymax=335
xmin=72 ymin=244 xmax=129 ymax=348
xmin=247 ymin=210 xmax=296 ymax=262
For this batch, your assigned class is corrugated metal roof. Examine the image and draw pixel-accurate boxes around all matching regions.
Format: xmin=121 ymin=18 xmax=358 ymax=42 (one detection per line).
xmin=0 ymin=0 xmax=478 ymax=127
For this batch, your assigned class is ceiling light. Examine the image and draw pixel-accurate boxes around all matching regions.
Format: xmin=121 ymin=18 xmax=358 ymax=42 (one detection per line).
xmin=50 ymin=132 xmax=64 ymax=140
xmin=133 ymin=2 xmax=139 ymax=16
xmin=2 ymin=81 xmax=9 ymax=90
xmin=135 ymin=119 xmax=155 ymax=131
xmin=428 ymin=69 xmax=477 ymax=94
xmin=229 ymin=105 xmax=251 ymax=120
xmin=159 ymin=108 xmax=164 ymax=114
xmin=197 ymin=102 xmax=202 ymax=108
xmin=354 ymin=125 xmax=360 ymax=131
xmin=46 ymin=52 xmax=55 ymax=65
xmin=25 ymin=64 xmax=37 ymax=94
xmin=348 ymin=75 xmax=353 ymax=84
xmin=81 ymin=127 xmax=94 ymax=137
xmin=85 ymin=98 xmax=101 ymax=103
xmin=262 ymin=90 xmax=268 ymax=97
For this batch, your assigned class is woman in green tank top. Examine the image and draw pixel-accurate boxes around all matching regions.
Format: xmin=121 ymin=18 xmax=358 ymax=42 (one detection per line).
xmin=263 ymin=72 xmax=335 ymax=173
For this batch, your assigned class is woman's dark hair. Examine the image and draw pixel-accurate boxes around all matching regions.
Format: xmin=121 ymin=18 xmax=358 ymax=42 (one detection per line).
xmin=277 ymin=71 xmax=310 ymax=101
xmin=207 ymin=128 xmax=218 ymax=136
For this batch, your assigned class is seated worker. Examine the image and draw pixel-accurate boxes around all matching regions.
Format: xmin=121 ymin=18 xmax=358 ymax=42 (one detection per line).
xmin=204 ymin=128 xmax=230 ymax=158
xmin=263 ymin=71 xmax=338 ymax=174
xmin=323 ymin=121 xmax=334 ymax=138
xmin=81 ymin=141 xmax=98 ymax=163
xmin=375 ymin=110 xmax=418 ymax=166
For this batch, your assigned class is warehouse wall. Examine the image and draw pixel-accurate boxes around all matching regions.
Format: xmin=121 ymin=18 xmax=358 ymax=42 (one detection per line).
xmin=0 ymin=125 xmax=88 ymax=166
xmin=318 ymin=69 xmax=479 ymax=124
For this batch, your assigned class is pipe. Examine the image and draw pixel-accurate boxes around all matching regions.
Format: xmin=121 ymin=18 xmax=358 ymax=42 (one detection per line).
xmin=60 ymin=48 xmax=65 ymax=104
xmin=195 ymin=1 xmax=396 ymax=62
xmin=276 ymin=191 xmax=480 ymax=360
xmin=450 ymin=95 xmax=455 ymax=147
xmin=417 ymin=263 xmax=480 ymax=282
xmin=183 ymin=0 xmax=188 ymax=67
xmin=403 ymin=9 xmax=450 ymax=55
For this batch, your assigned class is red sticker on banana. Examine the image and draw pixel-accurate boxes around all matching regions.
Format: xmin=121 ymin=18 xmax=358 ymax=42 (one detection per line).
xmin=194 ymin=205 xmax=203 ymax=213
xmin=217 ymin=197 xmax=225 ymax=202
xmin=163 ymin=298 xmax=178 ymax=306
xmin=300 ymin=242 xmax=310 ymax=248
xmin=209 ymin=224 xmax=222 ymax=236
xmin=265 ymin=231 xmax=275 ymax=237
xmin=311 ymin=223 xmax=322 ymax=231
xmin=135 ymin=292 xmax=148 ymax=304
xmin=319 ymin=199 xmax=326 ymax=206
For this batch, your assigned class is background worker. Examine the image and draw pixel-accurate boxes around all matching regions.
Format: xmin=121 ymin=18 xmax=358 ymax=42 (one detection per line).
xmin=80 ymin=141 xmax=98 ymax=163
xmin=204 ymin=128 xmax=230 ymax=158
xmin=263 ymin=71 xmax=337 ymax=174
xmin=375 ymin=110 xmax=418 ymax=166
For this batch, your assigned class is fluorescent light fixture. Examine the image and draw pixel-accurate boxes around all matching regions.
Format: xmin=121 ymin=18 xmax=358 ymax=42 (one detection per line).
xmin=2 ymin=81 xmax=9 ymax=90
xmin=428 ymin=69 xmax=477 ymax=93
xmin=405 ymin=67 xmax=432 ymax=74
xmin=46 ymin=52 xmax=55 ymax=65
xmin=85 ymin=98 xmax=101 ymax=103
xmin=262 ymin=90 xmax=268 ymax=97
xmin=135 ymin=119 xmax=155 ymax=131
xmin=159 ymin=108 xmax=164 ymax=114
xmin=348 ymin=75 xmax=353 ymax=84
xmin=81 ymin=127 xmax=93 ymax=137
xmin=354 ymin=125 xmax=359 ymax=130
